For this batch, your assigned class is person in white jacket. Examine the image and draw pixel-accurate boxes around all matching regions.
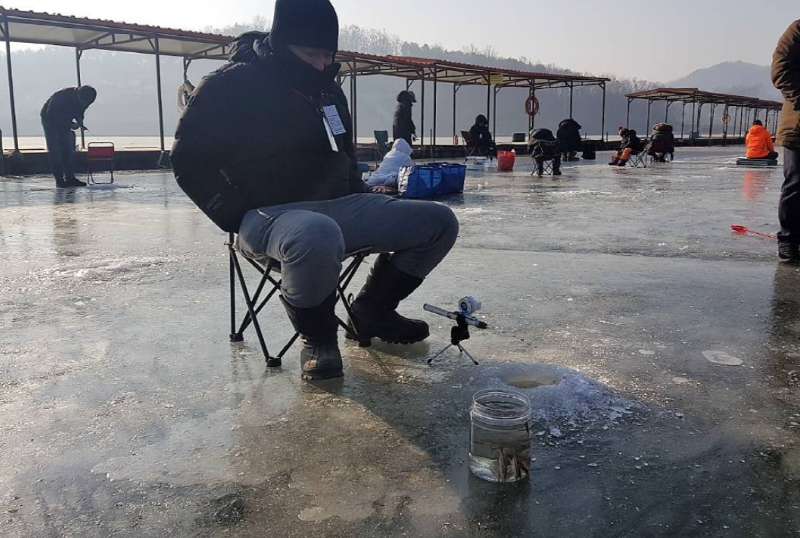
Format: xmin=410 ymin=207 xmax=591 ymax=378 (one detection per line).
xmin=367 ymin=138 xmax=414 ymax=188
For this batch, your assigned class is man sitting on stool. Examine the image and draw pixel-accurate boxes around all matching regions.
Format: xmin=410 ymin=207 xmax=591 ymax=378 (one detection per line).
xmin=745 ymin=119 xmax=779 ymax=160
xmin=40 ymin=85 xmax=96 ymax=188
xmin=171 ymin=0 xmax=459 ymax=382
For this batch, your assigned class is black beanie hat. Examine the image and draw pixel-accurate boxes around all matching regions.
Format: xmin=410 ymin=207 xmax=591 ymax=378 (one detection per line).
xmin=269 ymin=0 xmax=339 ymax=53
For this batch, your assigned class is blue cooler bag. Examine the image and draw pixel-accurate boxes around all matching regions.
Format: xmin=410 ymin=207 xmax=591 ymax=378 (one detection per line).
xmin=438 ymin=163 xmax=466 ymax=194
xmin=399 ymin=164 xmax=465 ymax=198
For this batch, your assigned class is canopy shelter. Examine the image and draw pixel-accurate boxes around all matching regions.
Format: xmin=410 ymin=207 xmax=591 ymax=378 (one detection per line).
xmin=625 ymin=87 xmax=783 ymax=141
xmin=337 ymin=53 xmax=610 ymax=152
xmin=0 ymin=6 xmax=611 ymax=159
xmin=0 ymin=7 xmax=233 ymax=157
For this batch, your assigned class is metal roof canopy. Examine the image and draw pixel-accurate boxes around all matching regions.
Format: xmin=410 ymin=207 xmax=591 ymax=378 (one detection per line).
xmin=338 ymin=54 xmax=611 ymax=153
xmin=0 ymin=6 xmax=612 ymax=157
xmin=624 ymin=87 xmax=783 ymax=141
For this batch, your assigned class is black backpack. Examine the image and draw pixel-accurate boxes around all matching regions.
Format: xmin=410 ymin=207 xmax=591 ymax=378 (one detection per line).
xmin=581 ymin=140 xmax=596 ymax=160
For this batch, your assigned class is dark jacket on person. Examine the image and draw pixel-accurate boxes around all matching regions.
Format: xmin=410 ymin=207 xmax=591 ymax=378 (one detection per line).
xmin=556 ymin=119 xmax=582 ymax=152
xmin=529 ymin=128 xmax=558 ymax=158
xmin=40 ymin=88 xmax=88 ymax=130
xmin=170 ymin=32 xmax=367 ymax=232
xmin=469 ymin=114 xmax=493 ymax=148
xmin=772 ymin=19 xmax=800 ymax=150
xmin=393 ymin=92 xmax=416 ymax=143
xmin=650 ymin=123 xmax=676 ymax=150
xmin=620 ymin=130 xmax=644 ymax=152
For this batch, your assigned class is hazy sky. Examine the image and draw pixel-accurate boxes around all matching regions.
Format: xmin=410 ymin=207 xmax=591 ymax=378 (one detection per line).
xmin=6 ymin=0 xmax=799 ymax=81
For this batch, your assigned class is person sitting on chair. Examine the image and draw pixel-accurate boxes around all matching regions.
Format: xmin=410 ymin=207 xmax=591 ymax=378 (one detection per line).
xmin=40 ymin=85 xmax=97 ymax=188
xmin=647 ymin=123 xmax=676 ymax=163
xmin=556 ymin=118 xmax=583 ymax=161
xmin=745 ymin=120 xmax=779 ymax=160
xmin=609 ymin=127 xmax=643 ymax=166
xmin=529 ymin=128 xmax=562 ymax=177
xmin=171 ymin=0 xmax=459 ymax=382
xmin=469 ymin=114 xmax=497 ymax=158
xmin=393 ymin=90 xmax=417 ymax=146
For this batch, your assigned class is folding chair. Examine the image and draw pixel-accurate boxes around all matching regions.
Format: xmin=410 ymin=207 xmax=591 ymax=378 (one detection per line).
xmin=461 ymin=130 xmax=477 ymax=160
xmin=646 ymin=140 xmax=673 ymax=164
xmin=530 ymin=141 xmax=560 ymax=177
xmin=86 ymin=142 xmax=115 ymax=184
xmin=226 ymin=232 xmax=370 ymax=367
xmin=627 ymin=149 xmax=647 ymax=168
xmin=374 ymin=130 xmax=391 ymax=163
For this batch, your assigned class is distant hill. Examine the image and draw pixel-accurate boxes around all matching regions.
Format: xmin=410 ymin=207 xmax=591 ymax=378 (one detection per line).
xmin=669 ymin=61 xmax=782 ymax=101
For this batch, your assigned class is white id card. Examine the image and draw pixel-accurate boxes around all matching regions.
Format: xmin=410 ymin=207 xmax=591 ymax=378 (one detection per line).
xmin=323 ymin=117 xmax=339 ymax=152
xmin=322 ymin=105 xmax=347 ymax=136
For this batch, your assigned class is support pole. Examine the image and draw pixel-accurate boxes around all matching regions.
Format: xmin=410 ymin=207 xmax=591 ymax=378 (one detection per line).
xmin=352 ymin=66 xmax=358 ymax=150
xmin=486 ymin=77 xmax=491 ymax=125
xmin=569 ymin=82 xmax=574 ymax=119
xmin=665 ymin=102 xmax=671 ymax=124
xmin=531 ymin=84 xmax=537 ymax=133
xmin=432 ymin=69 xmax=437 ymax=158
xmin=708 ymin=104 xmax=715 ymax=139
xmin=420 ymin=74 xmax=425 ymax=154
xmin=600 ymin=83 xmax=606 ymax=142
xmin=722 ymin=105 xmax=729 ymax=140
xmin=452 ymin=84 xmax=458 ymax=144
xmin=695 ymin=103 xmax=703 ymax=140
xmin=691 ymin=100 xmax=697 ymax=141
xmin=626 ymin=98 xmax=631 ymax=129
xmin=3 ymin=16 xmax=19 ymax=154
xmin=680 ymin=102 xmax=686 ymax=139
xmin=646 ymin=99 xmax=652 ymax=134
xmin=492 ymin=86 xmax=499 ymax=142
xmin=75 ymin=48 xmax=85 ymax=149
xmin=154 ymin=37 xmax=166 ymax=160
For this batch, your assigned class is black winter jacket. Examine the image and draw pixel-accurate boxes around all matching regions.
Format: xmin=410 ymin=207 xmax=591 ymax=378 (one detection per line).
xmin=171 ymin=33 xmax=367 ymax=232
xmin=621 ymin=130 xmax=644 ymax=152
xmin=556 ymin=119 xmax=582 ymax=152
xmin=40 ymin=88 xmax=88 ymax=130
xmin=393 ymin=102 xmax=415 ymax=143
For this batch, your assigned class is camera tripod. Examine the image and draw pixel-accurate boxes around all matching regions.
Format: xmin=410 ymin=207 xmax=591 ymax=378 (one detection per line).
xmin=428 ymin=313 xmax=480 ymax=366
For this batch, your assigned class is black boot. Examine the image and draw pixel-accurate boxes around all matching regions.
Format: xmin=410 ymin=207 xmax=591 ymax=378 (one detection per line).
xmin=280 ymin=293 xmax=343 ymax=381
xmin=348 ymin=254 xmax=429 ymax=346
xmin=65 ymin=177 xmax=87 ymax=187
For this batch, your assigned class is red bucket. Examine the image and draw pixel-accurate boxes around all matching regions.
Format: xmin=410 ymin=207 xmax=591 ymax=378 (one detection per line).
xmin=497 ymin=150 xmax=516 ymax=171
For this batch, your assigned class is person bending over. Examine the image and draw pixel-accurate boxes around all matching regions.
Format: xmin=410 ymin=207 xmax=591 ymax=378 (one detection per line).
xmin=40 ymin=85 xmax=97 ymax=188
xmin=556 ymin=118 xmax=583 ymax=161
xmin=171 ymin=0 xmax=459 ymax=381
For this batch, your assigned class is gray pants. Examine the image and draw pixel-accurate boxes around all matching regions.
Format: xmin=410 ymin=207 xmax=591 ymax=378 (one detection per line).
xmin=237 ymin=194 xmax=459 ymax=308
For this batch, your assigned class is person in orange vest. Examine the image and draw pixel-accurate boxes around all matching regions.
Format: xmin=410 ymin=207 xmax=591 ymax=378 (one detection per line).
xmin=744 ymin=120 xmax=778 ymax=160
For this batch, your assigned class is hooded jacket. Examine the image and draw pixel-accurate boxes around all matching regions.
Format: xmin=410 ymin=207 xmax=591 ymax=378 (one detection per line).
xmin=367 ymin=139 xmax=414 ymax=187
xmin=745 ymin=124 xmax=775 ymax=158
xmin=170 ymin=32 xmax=366 ymax=232
xmin=772 ymin=20 xmax=800 ymax=150
xmin=469 ymin=115 xmax=493 ymax=147
xmin=556 ymin=119 xmax=583 ymax=152
xmin=393 ymin=92 xmax=416 ymax=143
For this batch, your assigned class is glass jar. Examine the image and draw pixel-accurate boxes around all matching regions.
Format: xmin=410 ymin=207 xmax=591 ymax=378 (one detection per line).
xmin=469 ymin=389 xmax=532 ymax=483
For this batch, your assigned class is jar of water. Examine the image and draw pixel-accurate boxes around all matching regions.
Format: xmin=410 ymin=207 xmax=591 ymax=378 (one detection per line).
xmin=469 ymin=389 xmax=532 ymax=482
